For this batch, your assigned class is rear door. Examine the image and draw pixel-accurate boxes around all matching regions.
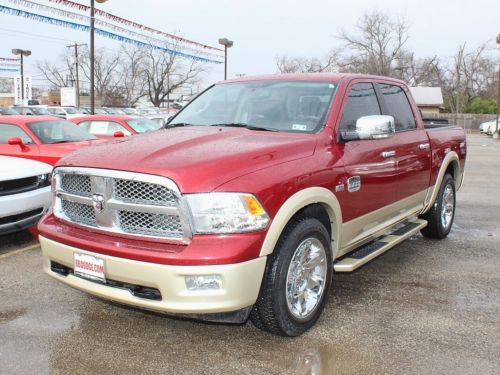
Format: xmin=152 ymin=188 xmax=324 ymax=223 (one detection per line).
xmin=377 ymin=83 xmax=431 ymax=206
xmin=336 ymin=81 xmax=398 ymax=247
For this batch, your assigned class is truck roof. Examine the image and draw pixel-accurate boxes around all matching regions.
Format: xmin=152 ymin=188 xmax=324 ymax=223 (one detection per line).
xmin=221 ymin=73 xmax=407 ymax=85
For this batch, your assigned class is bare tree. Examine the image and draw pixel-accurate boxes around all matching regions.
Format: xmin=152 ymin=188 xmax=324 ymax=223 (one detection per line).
xmin=276 ymin=51 xmax=339 ymax=73
xmin=119 ymin=46 xmax=148 ymax=107
xmin=0 ymin=77 xmax=13 ymax=94
xmin=36 ymin=53 xmax=74 ymax=88
xmin=444 ymin=43 xmax=496 ymax=113
xmin=338 ymin=11 xmax=409 ymax=76
xmin=142 ymin=42 xmax=206 ymax=107
xmin=79 ymin=47 xmax=124 ymax=106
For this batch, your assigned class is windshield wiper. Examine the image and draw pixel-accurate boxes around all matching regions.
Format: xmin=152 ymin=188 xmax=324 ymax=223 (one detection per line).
xmin=210 ymin=123 xmax=278 ymax=132
xmin=164 ymin=122 xmax=192 ymax=128
xmin=49 ymin=140 xmax=75 ymax=144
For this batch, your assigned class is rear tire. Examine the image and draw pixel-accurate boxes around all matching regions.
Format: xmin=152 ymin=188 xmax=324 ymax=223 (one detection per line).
xmin=420 ymin=173 xmax=456 ymax=239
xmin=250 ymin=217 xmax=332 ymax=336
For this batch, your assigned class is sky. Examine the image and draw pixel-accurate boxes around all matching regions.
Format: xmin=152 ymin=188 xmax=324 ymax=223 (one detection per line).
xmin=0 ymin=0 xmax=498 ymax=91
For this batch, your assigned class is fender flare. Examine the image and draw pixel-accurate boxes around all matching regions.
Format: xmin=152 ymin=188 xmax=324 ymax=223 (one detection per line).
xmin=259 ymin=187 xmax=343 ymax=259
xmin=422 ymin=151 xmax=461 ymax=214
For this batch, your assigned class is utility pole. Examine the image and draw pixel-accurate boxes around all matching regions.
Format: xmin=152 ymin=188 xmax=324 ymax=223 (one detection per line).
xmin=495 ymin=34 xmax=500 ymax=139
xmin=67 ymin=43 xmax=86 ymax=107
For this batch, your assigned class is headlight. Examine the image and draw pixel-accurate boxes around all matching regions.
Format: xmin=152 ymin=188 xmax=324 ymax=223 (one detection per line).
xmin=38 ymin=173 xmax=52 ymax=187
xmin=185 ymin=193 xmax=270 ymax=234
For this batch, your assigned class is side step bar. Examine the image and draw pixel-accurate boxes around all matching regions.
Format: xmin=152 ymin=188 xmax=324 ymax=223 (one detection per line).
xmin=334 ymin=219 xmax=427 ymax=272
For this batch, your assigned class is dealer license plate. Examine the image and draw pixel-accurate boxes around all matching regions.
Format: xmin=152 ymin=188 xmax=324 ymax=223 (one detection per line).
xmin=74 ymin=253 xmax=106 ymax=282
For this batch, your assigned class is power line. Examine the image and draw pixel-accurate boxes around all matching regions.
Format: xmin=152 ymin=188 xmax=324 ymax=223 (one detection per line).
xmin=0 ymin=26 xmax=76 ymax=43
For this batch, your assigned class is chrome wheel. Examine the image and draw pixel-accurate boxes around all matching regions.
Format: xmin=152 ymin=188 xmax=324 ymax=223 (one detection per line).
xmin=286 ymin=237 xmax=327 ymax=320
xmin=441 ymin=184 xmax=455 ymax=229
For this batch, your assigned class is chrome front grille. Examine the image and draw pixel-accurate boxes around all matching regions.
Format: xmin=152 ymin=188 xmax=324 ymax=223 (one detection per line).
xmin=113 ymin=178 xmax=177 ymax=206
xmin=61 ymin=200 xmax=97 ymax=227
xmin=54 ymin=168 xmax=191 ymax=243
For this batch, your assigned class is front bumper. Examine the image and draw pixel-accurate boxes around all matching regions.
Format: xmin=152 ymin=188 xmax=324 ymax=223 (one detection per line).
xmin=40 ymin=235 xmax=267 ymax=316
xmin=0 ymin=186 xmax=51 ymax=235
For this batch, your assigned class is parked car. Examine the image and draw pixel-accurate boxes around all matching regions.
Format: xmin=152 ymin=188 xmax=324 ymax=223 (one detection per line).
xmin=0 ymin=156 xmax=52 ymax=235
xmin=71 ymin=115 xmax=160 ymax=139
xmin=136 ymin=107 xmax=162 ymax=115
xmin=47 ymin=106 xmax=87 ymax=120
xmin=144 ymin=113 xmax=174 ymax=128
xmin=121 ymin=108 xmax=139 ymax=115
xmin=38 ymin=74 xmax=466 ymax=336
xmin=0 ymin=107 xmax=19 ymax=115
xmin=0 ymin=115 xmax=100 ymax=165
xmin=14 ymin=106 xmax=51 ymax=116
xmin=479 ymin=120 xmax=498 ymax=135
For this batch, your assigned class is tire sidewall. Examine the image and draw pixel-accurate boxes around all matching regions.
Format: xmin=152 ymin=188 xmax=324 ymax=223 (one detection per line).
xmin=270 ymin=218 xmax=333 ymax=335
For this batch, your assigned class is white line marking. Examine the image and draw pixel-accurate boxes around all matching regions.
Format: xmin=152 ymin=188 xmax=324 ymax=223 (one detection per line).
xmin=0 ymin=244 xmax=40 ymax=260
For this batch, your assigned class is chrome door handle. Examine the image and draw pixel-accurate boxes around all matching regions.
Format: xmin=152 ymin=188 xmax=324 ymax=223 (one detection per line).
xmin=381 ymin=150 xmax=396 ymax=158
xmin=419 ymin=143 xmax=430 ymax=150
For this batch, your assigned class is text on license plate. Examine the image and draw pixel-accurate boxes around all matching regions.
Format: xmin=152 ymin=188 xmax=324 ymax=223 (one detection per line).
xmin=74 ymin=253 xmax=106 ymax=282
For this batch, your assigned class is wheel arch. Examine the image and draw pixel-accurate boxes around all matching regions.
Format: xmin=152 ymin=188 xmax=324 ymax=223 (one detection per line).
xmin=259 ymin=187 xmax=342 ymax=259
xmin=422 ymin=151 xmax=461 ymax=214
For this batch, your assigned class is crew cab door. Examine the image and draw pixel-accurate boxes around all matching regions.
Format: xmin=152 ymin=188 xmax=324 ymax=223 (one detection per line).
xmin=377 ymin=83 xmax=431 ymax=207
xmin=336 ymin=82 xmax=398 ymax=247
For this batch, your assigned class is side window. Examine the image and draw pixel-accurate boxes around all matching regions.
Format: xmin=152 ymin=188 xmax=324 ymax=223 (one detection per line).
xmin=379 ymin=84 xmax=416 ymax=131
xmin=340 ymin=83 xmax=381 ymax=132
xmin=79 ymin=121 xmax=130 ymax=136
xmin=0 ymin=124 xmax=33 ymax=144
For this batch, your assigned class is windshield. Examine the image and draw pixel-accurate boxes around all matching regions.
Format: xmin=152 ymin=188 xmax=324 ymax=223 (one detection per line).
xmin=126 ymin=118 xmax=161 ymax=132
xmin=30 ymin=107 xmax=50 ymax=115
xmin=28 ymin=120 xmax=97 ymax=144
xmin=169 ymin=80 xmax=337 ymax=133
xmin=63 ymin=107 xmax=79 ymax=114
xmin=0 ymin=107 xmax=18 ymax=115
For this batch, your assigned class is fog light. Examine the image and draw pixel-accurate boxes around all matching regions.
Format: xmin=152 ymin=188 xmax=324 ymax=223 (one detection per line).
xmin=185 ymin=275 xmax=223 ymax=291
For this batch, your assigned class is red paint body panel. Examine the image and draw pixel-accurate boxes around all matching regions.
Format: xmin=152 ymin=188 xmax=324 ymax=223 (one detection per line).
xmin=38 ymin=74 xmax=467 ymax=266
xmin=0 ymin=115 xmax=102 ymax=165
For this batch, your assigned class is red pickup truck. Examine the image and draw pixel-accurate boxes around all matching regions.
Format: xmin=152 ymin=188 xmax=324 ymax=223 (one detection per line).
xmin=39 ymin=74 xmax=466 ymax=336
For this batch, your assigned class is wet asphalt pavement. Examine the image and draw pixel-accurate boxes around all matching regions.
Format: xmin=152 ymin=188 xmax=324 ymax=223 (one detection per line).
xmin=0 ymin=134 xmax=499 ymax=374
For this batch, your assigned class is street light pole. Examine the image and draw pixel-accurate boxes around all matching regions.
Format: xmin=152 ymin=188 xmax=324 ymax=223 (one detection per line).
xmin=11 ymin=49 xmax=31 ymax=105
xmin=90 ymin=0 xmax=107 ymax=114
xmin=218 ymin=38 xmax=234 ymax=80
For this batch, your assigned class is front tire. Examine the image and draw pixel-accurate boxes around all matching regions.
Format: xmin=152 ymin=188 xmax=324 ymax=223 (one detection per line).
xmin=250 ymin=217 xmax=332 ymax=336
xmin=420 ymin=173 xmax=456 ymax=239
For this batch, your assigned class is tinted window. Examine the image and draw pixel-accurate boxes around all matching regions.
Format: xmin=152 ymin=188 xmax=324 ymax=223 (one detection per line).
xmin=0 ymin=124 xmax=33 ymax=144
xmin=340 ymin=83 xmax=381 ymax=132
xmin=379 ymin=84 xmax=416 ymax=131
xmin=79 ymin=121 xmax=131 ymax=136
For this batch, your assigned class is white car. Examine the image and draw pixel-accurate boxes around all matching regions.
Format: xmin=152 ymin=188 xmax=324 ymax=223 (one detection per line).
xmin=0 ymin=156 xmax=52 ymax=235
xmin=479 ymin=120 xmax=499 ymax=135
xmin=47 ymin=106 xmax=87 ymax=120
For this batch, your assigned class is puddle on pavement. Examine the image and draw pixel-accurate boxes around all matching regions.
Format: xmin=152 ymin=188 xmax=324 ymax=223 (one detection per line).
xmin=0 ymin=308 xmax=27 ymax=324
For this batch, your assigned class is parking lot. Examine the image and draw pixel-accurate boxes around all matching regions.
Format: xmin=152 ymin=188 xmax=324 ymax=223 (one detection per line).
xmin=0 ymin=134 xmax=499 ymax=375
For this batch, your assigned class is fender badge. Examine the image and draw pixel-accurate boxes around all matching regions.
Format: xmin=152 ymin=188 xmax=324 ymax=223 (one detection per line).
xmin=347 ymin=176 xmax=361 ymax=192
xmin=335 ymin=184 xmax=345 ymax=192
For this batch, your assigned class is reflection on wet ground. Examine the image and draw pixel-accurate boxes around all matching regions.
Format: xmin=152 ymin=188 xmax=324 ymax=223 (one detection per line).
xmin=0 ymin=135 xmax=499 ymax=374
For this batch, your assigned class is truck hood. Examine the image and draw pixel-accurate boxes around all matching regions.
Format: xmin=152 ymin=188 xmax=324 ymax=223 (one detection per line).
xmin=60 ymin=126 xmax=317 ymax=192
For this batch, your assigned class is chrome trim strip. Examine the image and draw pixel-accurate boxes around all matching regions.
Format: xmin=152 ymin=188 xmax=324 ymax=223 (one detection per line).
xmin=106 ymin=199 xmax=179 ymax=215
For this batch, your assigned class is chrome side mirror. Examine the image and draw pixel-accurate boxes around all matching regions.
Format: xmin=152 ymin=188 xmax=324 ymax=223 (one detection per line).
xmin=356 ymin=115 xmax=395 ymax=139
xmin=342 ymin=115 xmax=395 ymax=141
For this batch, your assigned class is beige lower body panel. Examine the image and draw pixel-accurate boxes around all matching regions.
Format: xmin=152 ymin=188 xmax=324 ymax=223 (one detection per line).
xmin=40 ymin=236 xmax=266 ymax=314
xmin=338 ymin=190 xmax=427 ymax=258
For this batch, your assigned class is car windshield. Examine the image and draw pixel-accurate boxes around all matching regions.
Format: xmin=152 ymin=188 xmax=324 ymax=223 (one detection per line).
xmin=63 ymin=107 xmax=79 ymax=114
xmin=169 ymin=80 xmax=337 ymax=133
xmin=0 ymin=107 xmax=18 ymax=115
xmin=28 ymin=120 xmax=97 ymax=144
xmin=126 ymin=118 xmax=161 ymax=132
xmin=30 ymin=107 xmax=50 ymax=115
